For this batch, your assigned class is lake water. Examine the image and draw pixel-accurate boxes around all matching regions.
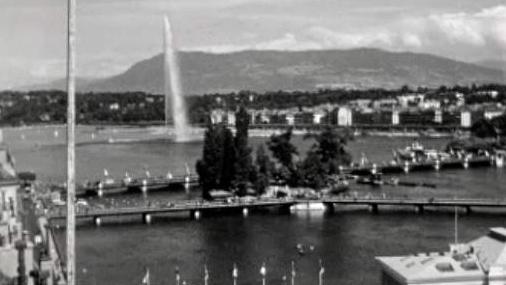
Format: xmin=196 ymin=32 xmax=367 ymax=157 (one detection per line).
xmin=4 ymin=125 xmax=505 ymax=285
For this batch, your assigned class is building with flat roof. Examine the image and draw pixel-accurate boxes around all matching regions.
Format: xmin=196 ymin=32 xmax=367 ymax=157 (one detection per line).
xmin=376 ymin=227 xmax=506 ymax=285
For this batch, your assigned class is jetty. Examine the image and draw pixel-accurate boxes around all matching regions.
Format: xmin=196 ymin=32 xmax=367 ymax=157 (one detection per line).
xmin=73 ymin=153 xmax=503 ymax=198
xmin=344 ymin=155 xmax=501 ymax=175
xmin=78 ymin=174 xmax=199 ymax=197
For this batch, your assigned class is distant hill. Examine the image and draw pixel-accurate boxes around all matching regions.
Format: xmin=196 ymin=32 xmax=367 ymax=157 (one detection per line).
xmin=37 ymin=48 xmax=506 ymax=94
xmin=21 ymin=77 xmax=97 ymax=92
xmin=475 ymin=59 xmax=506 ymax=72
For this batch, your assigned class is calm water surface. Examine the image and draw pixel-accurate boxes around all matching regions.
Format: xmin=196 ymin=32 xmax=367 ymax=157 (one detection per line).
xmin=4 ymin=126 xmax=505 ymax=285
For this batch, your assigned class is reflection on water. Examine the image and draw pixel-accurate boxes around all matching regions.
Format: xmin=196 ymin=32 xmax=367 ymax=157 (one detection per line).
xmin=5 ymin=126 xmax=505 ymax=285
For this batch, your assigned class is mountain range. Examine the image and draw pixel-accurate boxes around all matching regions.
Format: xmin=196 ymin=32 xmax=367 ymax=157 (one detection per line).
xmin=33 ymin=48 xmax=506 ymax=95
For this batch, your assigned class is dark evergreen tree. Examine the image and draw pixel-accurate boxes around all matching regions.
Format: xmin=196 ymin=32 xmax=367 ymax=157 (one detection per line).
xmin=219 ymin=127 xmax=236 ymax=189
xmin=196 ymin=123 xmax=224 ymax=199
xmin=254 ymin=145 xmax=272 ymax=195
xmin=298 ymin=151 xmax=327 ymax=190
xmin=233 ymin=106 xmax=254 ymax=194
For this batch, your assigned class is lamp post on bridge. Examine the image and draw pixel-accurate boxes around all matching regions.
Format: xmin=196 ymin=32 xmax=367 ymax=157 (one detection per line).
xmin=318 ymin=259 xmax=325 ymax=285
xmin=260 ymin=262 xmax=267 ymax=285
xmin=232 ymin=263 xmax=238 ymax=285
xmin=204 ymin=265 xmax=209 ymax=285
xmin=175 ymin=266 xmax=180 ymax=285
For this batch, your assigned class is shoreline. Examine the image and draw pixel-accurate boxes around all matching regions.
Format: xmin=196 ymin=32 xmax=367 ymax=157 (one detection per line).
xmin=2 ymin=123 xmax=461 ymax=139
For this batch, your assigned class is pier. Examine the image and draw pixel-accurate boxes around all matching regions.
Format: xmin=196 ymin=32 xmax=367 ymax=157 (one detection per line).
xmin=73 ymin=154 xmax=503 ymax=198
xmin=344 ymin=155 xmax=502 ymax=175
xmin=78 ymin=174 xmax=199 ymax=197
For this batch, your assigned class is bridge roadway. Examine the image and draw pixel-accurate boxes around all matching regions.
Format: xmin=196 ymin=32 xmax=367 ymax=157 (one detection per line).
xmin=48 ymin=197 xmax=506 ymax=222
xmin=319 ymin=197 xmax=506 ymax=214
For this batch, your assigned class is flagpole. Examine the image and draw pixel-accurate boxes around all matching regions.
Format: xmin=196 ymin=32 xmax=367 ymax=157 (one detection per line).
xmin=175 ymin=266 xmax=180 ymax=285
xmin=260 ymin=262 xmax=266 ymax=285
xmin=66 ymin=0 xmax=77 ymax=284
xmin=204 ymin=264 xmax=209 ymax=285
xmin=318 ymin=259 xmax=324 ymax=285
xmin=142 ymin=267 xmax=150 ymax=285
xmin=291 ymin=261 xmax=295 ymax=285
xmin=232 ymin=263 xmax=238 ymax=285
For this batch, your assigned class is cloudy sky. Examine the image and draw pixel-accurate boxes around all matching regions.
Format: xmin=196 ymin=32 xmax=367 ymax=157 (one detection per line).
xmin=1 ymin=0 xmax=506 ymax=89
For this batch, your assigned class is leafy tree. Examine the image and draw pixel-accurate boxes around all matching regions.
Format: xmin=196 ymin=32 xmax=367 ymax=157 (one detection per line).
xmin=311 ymin=127 xmax=352 ymax=173
xmin=400 ymin=84 xmax=411 ymax=94
xmin=298 ymin=127 xmax=352 ymax=190
xmin=471 ymin=118 xmax=498 ymax=138
xmin=267 ymin=128 xmax=298 ymax=170
xmin=491 ymin=114 xmax=506 ymax=138
xmin=267 ymin=128 xmax=301 ymax=186
xmin=298 ymin=151 xmax=327 ymax=190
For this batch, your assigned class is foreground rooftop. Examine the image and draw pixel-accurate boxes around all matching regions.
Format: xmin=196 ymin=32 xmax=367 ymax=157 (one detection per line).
xmin=376 ymin=227 xmax=506 ymax=285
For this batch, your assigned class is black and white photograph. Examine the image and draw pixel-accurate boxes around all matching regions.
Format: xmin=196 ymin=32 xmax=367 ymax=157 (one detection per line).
xmin=1 ymin=0 xmax=506 ymax=284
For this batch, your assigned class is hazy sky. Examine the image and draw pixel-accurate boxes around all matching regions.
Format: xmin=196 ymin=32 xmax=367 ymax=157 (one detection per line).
xmin=1 ymin=0 xmax=506 ymax=89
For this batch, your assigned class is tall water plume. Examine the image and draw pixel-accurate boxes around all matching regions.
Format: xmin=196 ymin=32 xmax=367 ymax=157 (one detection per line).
xmin=164 ymin=15 xmax=189 ymax=142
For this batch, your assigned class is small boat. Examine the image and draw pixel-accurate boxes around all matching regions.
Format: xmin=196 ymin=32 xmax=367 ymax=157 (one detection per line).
xmin=356 ymin=173 xmax=384 ymax=186
xmin=290 ymin=202 xmax=326 ymax=211
xmin=327 ymin=175 xmax=350 ymax=194
xmin=81 ymin=178 xmax=128 ymax=196
xmin=419 ymin=129 xmax=453 ymax=139
xmin=394 ymin=141 xmax=450 ymax=162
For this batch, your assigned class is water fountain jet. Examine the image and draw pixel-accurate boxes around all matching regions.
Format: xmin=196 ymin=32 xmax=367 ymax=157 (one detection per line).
xmin=164 ymin=15 xmax=191 ymax=142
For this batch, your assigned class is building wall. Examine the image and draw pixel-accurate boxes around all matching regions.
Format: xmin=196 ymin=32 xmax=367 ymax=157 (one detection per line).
xmin=461 ymin=111 xmax=472 ymax=128
xmin=1 ymin=184 xmax=19 ymax=217
xmin=0 ymin=243 xmax=34 ymax=285
xmin=338 ymin=107 xmax=353 ymax=126
xmin=392 ymin=111 xmax=400 ymax=125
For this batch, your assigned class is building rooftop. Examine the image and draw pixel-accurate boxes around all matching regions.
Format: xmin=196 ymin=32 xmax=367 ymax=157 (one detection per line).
xmin=469 ymin=228 xmax=506 ymax=271
xmin=376 ymin=227 xmax=506 ymax=284
xmin=376 ymin=251 xmax=485 ymax=284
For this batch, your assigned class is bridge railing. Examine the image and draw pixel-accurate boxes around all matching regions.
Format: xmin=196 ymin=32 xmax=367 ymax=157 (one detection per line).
xmin=46 ymin=196 xmax=506 ymax=219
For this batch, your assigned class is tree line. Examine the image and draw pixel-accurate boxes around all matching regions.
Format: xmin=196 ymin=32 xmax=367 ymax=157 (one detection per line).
xmin=0 ymin=83 xmax=505 ymax=126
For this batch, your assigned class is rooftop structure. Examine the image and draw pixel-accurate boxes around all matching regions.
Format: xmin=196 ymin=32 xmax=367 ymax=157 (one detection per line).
xmin=376 ymin=227 xmax=506 ymax=285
